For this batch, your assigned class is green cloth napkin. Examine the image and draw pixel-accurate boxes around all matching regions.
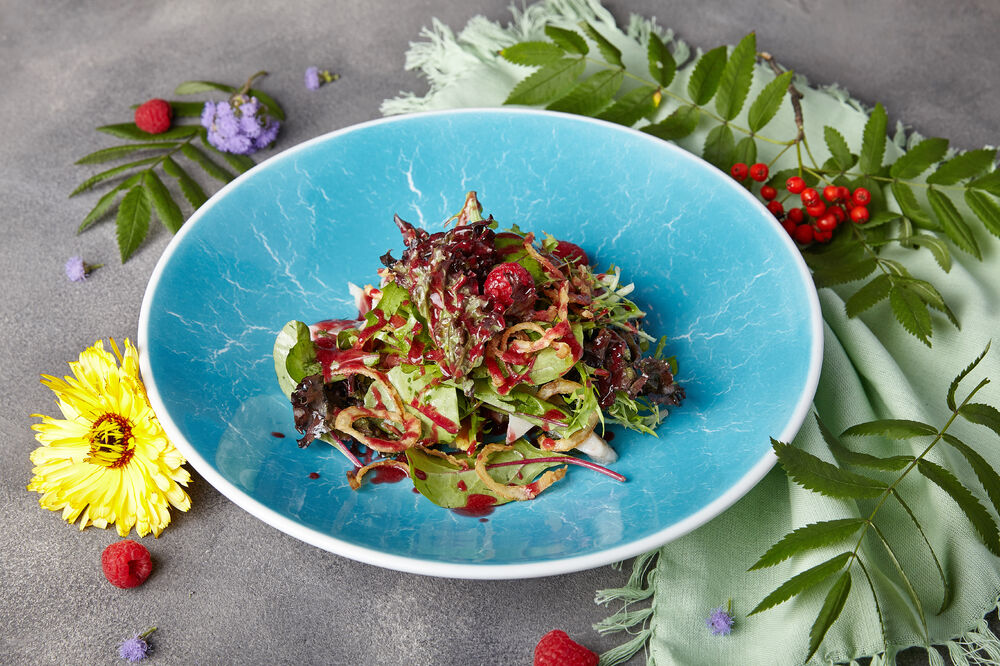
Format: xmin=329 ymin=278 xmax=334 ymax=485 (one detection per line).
xmin=382 ymin=1 xmax=1000 ymax=663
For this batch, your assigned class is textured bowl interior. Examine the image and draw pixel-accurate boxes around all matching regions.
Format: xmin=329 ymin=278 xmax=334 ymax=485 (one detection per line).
xmin=139 ymin=109 xmax=822 ymax=579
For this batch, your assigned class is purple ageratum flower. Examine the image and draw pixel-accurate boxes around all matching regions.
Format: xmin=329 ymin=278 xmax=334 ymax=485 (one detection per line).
xmin=706 ymin=606 xmax=734 ymax=636
xmin=201 ymin=94 xmax=280 ymax=155
xmin=117 ymin=628 xmax=155 ymax=662
xmin=65 ymin=256 xmax=87 ymax=282
xmin=305 ymin=66 xmax=321 ymax=90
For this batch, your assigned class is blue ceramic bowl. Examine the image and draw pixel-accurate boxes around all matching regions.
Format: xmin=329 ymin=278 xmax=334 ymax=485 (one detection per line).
xmin=139 ymin=109 xmax=822 ymax=579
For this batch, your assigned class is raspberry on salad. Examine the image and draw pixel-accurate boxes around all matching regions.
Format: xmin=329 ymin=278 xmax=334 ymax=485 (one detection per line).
xmin=552 ymin=240 xmax=588 ymax=266
xmin=101 ymin=540 xmax=153 ymax=589
xmin=484 ymin=261 xmax=536 ymax=312
xmin=534 ymin=630 xmax=598 ymax=666
xmin=134 ymin=99 xmax=173 ymax=134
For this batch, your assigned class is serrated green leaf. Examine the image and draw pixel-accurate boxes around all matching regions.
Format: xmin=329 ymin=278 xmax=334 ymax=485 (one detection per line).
xmin=544 ymin=25 xmax=588 ymax=55
xmin=646 ymin=33 xmax=676 ymax=87
xmin=891 ymin=181 xmax=936 ymax=230
xmin=142 ymin=170 xmax=184 ymax=234
xmin=732 ymin=136 xmax=757 ymax=168
xmin=75 ymin=142 xmax=172 ymax=165
xmin=714 ymin=33 xmax=756 ymax=121
xmin=578 ymin=21 xmax=622 ymax=67
xmin=702 ymin=124 xmax=735 ymax=169
xmin=897 ymin=277 xmax=959 ymax=327
xmin=749 ymin=552 xmax=851 ymax=615
xmin=841 ymin=418 xmax=937 ymax=439
xmin=641 ymin=105 xmax=699 ymax=141
xmin=749 ymin=519 xmax=866 ymax=571
xmin=166 ymin=100 xmax=207 ymax=118
xmin=926 ymin=148 xmax=997 ymax=185
xmin=865 ymin=211 xmax=903 ymax=229
xmin=181 ymin=143 xmax=234 ymax=183
xmin=905 ymin=234 xmax=952 ymax=272
xmin=824 ymin=126 xmax=855 ymax=172
xmin=858 ymin=103 xmax=888 ymax=175
xmin=546 ymin=69 xmax=624 ymax=116
xmin=504 ymin=57 xmax=586 ymax=106
xmin=77 ymin=176 xmax=140 ymax=233
xmin=817 ymin=414 xmax=914 ymax=471
xmin=970 ymin=171 xmax=1000 ymax=196
xmin=806 ymin=572 xmax=852 ymax=661
xmin=844 ymin=274 xmax=892 ymax=318
xmin=96 ymin=123 xmax=199 ymax=143
xmin=174 ymin=80 xmax=236 ymax=95
xmin=70 ymin=156 xmax=162 ymax=197
xmin=927 ymin=188 xmax=981 ymax=258
xmin=942 ymin=433 xmax=1000 ymax=517
xmin=686 ymin=45 xmax=727 ymax=106
xmin=115 ymin=185 xmax=151 ymax=263
xmin=878 ymin=258 xmax=911 ymax=278
xmin=868 ymin=523 xmax=928 ymax=641
xmin=597 ymin=86 xmax=659 ymax=126
xmin=889 ymin=285 xmax=933 ymax=346
xmin=747 ymin=70 xmax=792 ymax=133
xmin=217 ymin=151 xmax=256 ymax=174
xmin=891 ymin=490 xmax=952 ymax=614
xmin=162 ymin=156 xmax=208 ymax=209
xmin=890 ymin=137 xmax=949 ymax=179
xmin=947 ymin=341 xmax=991 ymax=411
xmin=917 ymin=458 xmax=1000 ymax=556
xmin=811 ymin=256 xmax=878 ymax=288
xmin=965 ymin=189 xmax=1000 ymax=239
xmin=960 ymin=403 xmax=1000 ymax=438
xmin=772 ymin=438 xmax=887 ymax=499
xmin=500 ymin=41 xmax=566 ymax=66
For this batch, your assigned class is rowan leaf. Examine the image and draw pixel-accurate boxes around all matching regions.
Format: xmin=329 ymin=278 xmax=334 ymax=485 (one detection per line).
xmin=891 ymin=490 xmax=952 ymax=614
xmin=896 ymin=277 xmax=959 ymax=327
xmin=597 ymin=86 xmax=659 ymax=126
xmin=749 ymin=552 xmax=851 ymax=615
xmin=175 ymin=80 xmax=236 ymax=95
xmin=841 ymin=418 xmax=937 ymax=439
xmin=970 ymin=171 xmax=1000 ymax=196
xmin=772 ymin=438 xmax=887 ymax=499
xmin=927 ymin=188 xmax=981 ymax=258
xmin=546 ymin=69 xmax=624 ymax=116
xmin=824 ymin=126 xmax=854 ymax=172
xmin=947 ymin=341 xmax=991 ymax=411
xmin=115 ymin=185 xmax=151 ymax=263
xmin=500 ymin=41 xmax=566 ymax=66
xmin=686 ymin=45 xmax=727 ymax=106
xmin=75 ymin=142 xmax=171 ymax=165
xmin=181 ymin=143 xmax=235 ymax=183
xmin=578 ymin=21 xmax=622 ymax=67
xmin=747 ymin=70 xmax=792 ymax=133
xmin=905 ymin=234 xmax=952 ymax=272
xmin=891 ymin=181 xmax=936 ymax=229
xmin=96 ymin=123 xmax=199 ymax=143
xmin=965 ymin=190 xmax=1000 ymax=239
xmin=942 ymin=433 xmax=1000 ymax=517
xmin=702 ymin=124 xmax=735 ymax=169
xmin=818 ymin=414 xmax=913 ymax=471
xmin=858 ymin=102 xmax=888 ymax=175
xmin=714 ymin=32 xmax=756 ymax=121
xmin=806 ymin=571 xmax=852 ymax=661
xmin=641 ymin=105 xmax=699 ymax=141
xmin=959 ymin=403 xmax=1000 ymax=438
xmin=77 ymin=176 xmax=139 ymax=233
xmin=505 ymin=57 xmax=586 ymax=106
xmin=845 ymin=274 xmax=892 ymax=318
xmin=917 ymin=458 xmax=1000 ymax=556
xmin=70 ymin=157 xmax=162 ymax=196
xmin=142 ymin=170 xmax=184 ymax=233
xmin=890 ymin=137 xmax=949 ymax=179
xmin=544 ymin=25 xmax=588 ymax=55
xmin=749 ymin=519 xmax=867 ymax=571
xmin=810 ymin=256 xmax=878 ymax=288
xmin=646 ymin=33 xmax=676 ymax=87
xmin=926 ymin=148 xmax=997 ymax=185
xmin=162 ymin=156 xmax=208 ymax=209
xmin=889 ymin=285 xmax=933 ymax=346
xmin=732 ymin=136 xmax=757 ymax=168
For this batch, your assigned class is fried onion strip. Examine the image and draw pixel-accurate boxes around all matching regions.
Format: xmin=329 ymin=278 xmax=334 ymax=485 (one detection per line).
xmin=474 ymin=443 xmax=567 ymax=501
xmin=347 ymin=459 xmax=410 ymax=490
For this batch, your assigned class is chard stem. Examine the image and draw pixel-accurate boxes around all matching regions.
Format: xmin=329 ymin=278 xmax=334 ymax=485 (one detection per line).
xmin=488 ymin=456 xmax=626 ymax=482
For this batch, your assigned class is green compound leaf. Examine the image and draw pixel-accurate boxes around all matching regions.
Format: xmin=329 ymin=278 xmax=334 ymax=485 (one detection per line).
xmin=927 ymin=188 xmax=982 ymax=259
xmin=960 ymin=403 xmax=1000 ymax=438
xmin=858 ymin=102 xmax=888 ymax=175
xmin=817 ymin=415 xmax=913 ymax=471
xmin=749 ymin=519 xmax=867 ymax=571
xmin=966 ymin=189 xmax=1000 ymax=239
xmin=714 ymin=33 xmax=756 ymax=121
xmin=806 ymin=571 xmax=852 ymax=662
xmin=896 ymin=277 xmax=959 ymax=328
xmin=500 ymin=41 xmax=566 ymax=66
xmin=175 ymin=80 xmax=236 ymax=95
xmin=597 ymin=85 xmax=660 ymax=126
xmin=891 ymin=181 xmax=936 ymax=230
xmin=77 ymin=175 xmax=140 ymax=233
xmin=810 ymin=255 xmax=878 ymax=288
xmin=890 ymin=137 xmax=949 ymax=179
xmin=841 ymin=418 xmax=937 ymax=439
xmin=927 ymin=148 xmax=997 ymax=185
xmin=749 ymin=552 xmax=851 ymax=615
xmin=686 ymin=45 xmax=727 ymax=106
xmin=546 ymin=69 xmax=624 ymax=116
xmin=891 ymin=490 xmax=952 ymax=614
xmin=141 ymin=170 xmax=184 ymax=233
xmin=889 ymin=284 xmax=933 ymax=346
xmin=578 ymin=21 xmax=623 ymax=68
xmin=181 ymin=143 xmax=235 ymax=183
xmin=917 ymin=458 xmax=1000 ymax=556
xmin=115 ymin=185 xmax=151 ymax=263
xmin=942 ymin=433 xmax=1000 ymax=518
xmin=970 ymin=171 xmax=1000 ymax=196
xmin=824 ymin=126 xmax=854 ymax=172
xmin=947 ymin=340 xmax=990 ymax=411
xmin=96 ymin=123 xmax=199 ymax=143
xmin=165 ymin=100 xmax=207 ymax=118
xmin=641 ymin=105 xmax=699 ymax=141
xmin=732 ymin=136 xmax=757 ymax=168
xmin=646 ymin=32 xmax=676 ymax=87
xmin=162 ymin=156 xmax=207 ymax=209
xmin=70 ymin=156 xmax=163 ymax=197
xmin=772 ymin=438 xmax=887 ymax=499
xmin=905 ymin=234 xmax=952 ymax=272
xmin=702 ymin=123 xmax=735 ymax=169
xmin=544 ymin=25 xmax=588 ymax=55
xmin=845 ymin=273 xmax=892 ymax=318
xmin=75 ymin=142 xmax=172 ymax=165
xmin=747 ymin=70 xmax=792 ymax=133
xmin=504 ymin=57 xmax=586 ymax=106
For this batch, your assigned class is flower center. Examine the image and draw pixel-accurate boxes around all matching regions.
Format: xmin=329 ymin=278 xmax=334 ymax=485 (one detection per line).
xmin=85 ymin=413 xmax=136 ymax=468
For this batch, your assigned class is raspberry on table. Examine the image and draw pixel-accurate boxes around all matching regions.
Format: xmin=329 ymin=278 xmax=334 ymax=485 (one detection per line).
xmin=134 ymin=98 xmax=173 ymax=134
xmin=534 ymin=629 xmax=598 ymax=666
xmin=102 ymin=540 xmax=153 ymax=589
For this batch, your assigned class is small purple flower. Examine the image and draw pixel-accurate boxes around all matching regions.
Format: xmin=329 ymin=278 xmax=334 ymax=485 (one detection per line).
xmin=305 ymin=66 xmax=321 ymax=90
xmin=65 ymin=256 xmax=87 ymax=282
xmin=117 ymin=627 xmax=155 ymax=662
xmin=706 ymin=605 xmax=734 ymax=636
xmin=201 ymin=94 xmax=280 ymax=155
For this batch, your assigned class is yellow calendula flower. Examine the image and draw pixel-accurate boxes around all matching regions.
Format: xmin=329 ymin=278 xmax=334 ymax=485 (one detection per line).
xmin=28 ymin=339 xmax=191 ymax=537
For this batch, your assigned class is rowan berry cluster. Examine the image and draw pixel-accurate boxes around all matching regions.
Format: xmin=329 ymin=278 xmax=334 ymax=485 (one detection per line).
xmin=730 ymin=162 xmax=871 ymax=246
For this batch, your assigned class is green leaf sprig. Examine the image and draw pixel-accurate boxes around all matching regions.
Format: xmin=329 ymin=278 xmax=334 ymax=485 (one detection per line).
xmin=498 ymin=27 xmax=1000 ymax=346
xmin=71 ymin=71 xmax=284 ymax=262
xmin=750 ymin=341 xmax=999 ymax=661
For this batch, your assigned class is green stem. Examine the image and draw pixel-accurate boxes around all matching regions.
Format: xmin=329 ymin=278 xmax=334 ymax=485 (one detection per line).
xmin=237 ymin=70 xmax=268 ymax=97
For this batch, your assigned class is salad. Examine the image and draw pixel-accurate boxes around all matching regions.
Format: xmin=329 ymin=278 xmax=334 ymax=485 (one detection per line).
xmin=273 ymin=192 xmax=684 ymax=512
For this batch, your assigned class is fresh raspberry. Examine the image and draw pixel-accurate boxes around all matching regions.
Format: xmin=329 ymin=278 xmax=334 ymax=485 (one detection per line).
xmin=760 ymin=185 xmax=777 ymax=201
xmin=101 ymin=540 xmax=152 ymax=589
xmin=749 ymin=163 xmax=769 ymax=182
xmin=134 ymin=98 xmax=173 ymax=134
xmin=484 ymin=262 xmax=536 ymax=312
xmin=785 ymin=176 xmax=806 ymax=194
xmin=534 ymin=630 xmax=598 ymax=666
xmin=730 ymin=163 xmax=749 ymax=180
xmin=551 ymin=240 xmax=588 ymax=266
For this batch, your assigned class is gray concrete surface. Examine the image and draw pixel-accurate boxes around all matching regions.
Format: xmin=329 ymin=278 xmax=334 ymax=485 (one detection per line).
xmin=1 ymin=1 xmax=996 ymax=664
